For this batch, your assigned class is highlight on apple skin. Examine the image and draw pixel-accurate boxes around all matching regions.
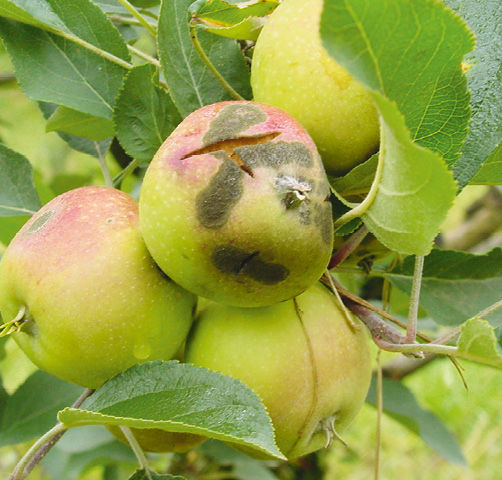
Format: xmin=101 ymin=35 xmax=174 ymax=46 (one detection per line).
xmin=0 ymin=186 xmax=196 ymax=389
xmin=185 ymin=282 xmax=373 ymax=459
xmin=251 ymin=0 xmax=380 ymax=175
xmin=139 ymin=100 xmax=334 ymax=308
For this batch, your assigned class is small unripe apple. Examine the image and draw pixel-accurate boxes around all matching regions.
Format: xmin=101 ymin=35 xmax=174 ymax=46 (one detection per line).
xmin=139 ymin=101 xmax=334 ymax=307
xmin=0 ymin=187 xmax=196 ymax=388
xmin=251 ymin=0 xmax=380 ymax=175
xmin=185 ymin=282 xmax=372 ymax=459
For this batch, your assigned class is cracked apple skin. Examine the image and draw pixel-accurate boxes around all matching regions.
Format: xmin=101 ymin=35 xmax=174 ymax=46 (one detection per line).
xmin=0 ymin=187 xmax=196 ymax=388
xmin=185 ymin=282 xmax=372 ymax=459
xmin=139 ymin=101 xmax=334 ymax=307
xmin=251 ymin=0 xmax=380 ymax=175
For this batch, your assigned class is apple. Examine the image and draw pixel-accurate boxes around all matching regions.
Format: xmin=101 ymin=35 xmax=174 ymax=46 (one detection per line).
xmin=251 ymin=0 xmax=380 ymax=175
xmin=139 ymin=100 xmax=334 ymax=307
xmin=107 ymin=426 xmax=206 ymax=454
xmin=0 ymin=186 xmax=196 ymax=388
xmin=185 ymin=282 xmax=372 ymax=459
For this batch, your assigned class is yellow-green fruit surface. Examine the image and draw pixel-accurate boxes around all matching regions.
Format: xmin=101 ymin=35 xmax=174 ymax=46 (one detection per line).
xmin=0 ymin=186 xmax=196 ymax=388
xmin=108 ymin=426 xmax=206 ymax=454
xmin=251 ymin=0 xmax=380 ymax=175
xmin=185 ymin=282 xmax=372 ymax=459
xmin=139 ymin=101 xmax=334 ymax=307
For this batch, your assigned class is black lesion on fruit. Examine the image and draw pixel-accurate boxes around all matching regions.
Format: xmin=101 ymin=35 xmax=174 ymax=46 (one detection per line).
xmin=211 ymin=245 xmax=290 ymax=285
xmin=195 ymin=153 xmax=245 ymax=229
xmin=203 ymin=103 xmax=267 ymax=145
xmin=235 ymin=141 xmax=314 ymax=169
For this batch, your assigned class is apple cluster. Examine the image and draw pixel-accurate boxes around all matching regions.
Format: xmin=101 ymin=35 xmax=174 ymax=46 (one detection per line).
xmin=0 ymin=100 xmax=372 ymax=460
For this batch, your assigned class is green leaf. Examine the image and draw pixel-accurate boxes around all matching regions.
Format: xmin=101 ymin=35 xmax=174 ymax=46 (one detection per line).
xmin=0 ymin=370 xmax=82 ymax=447
xmin=366 ymin=377 xmax=466 ymax=465
xmin=321 ymin=0 xmax=473 ymax=165
xmin=45 ymin=106 xmax=115 ymax=141
xmin=0 ymin=0 xmax=69 ymax=31
xmin=157 ymin=0 xmax=252 ymax=117
xmin=446 ymin=0 xmax=502 ymax=189
xmin=321 ymin=0 xmax=469 ymax=254
xmin=384 ymin=248 xmax=502 ymax=327
xmin=0 ymin=0 xmax=131 ymax=119
xmin=329 ymin=154 xmax=378 ymax=199
xmin=457 ymin=317 xmax=502 ymax=368
xmin=352 ymin=97 xmax=456 ymax=255
xmin=129 ymin=470 xmax=186 ymax=480
xmin=190 ymin=0 xmax=278 ymax=41
xmin=38 ymin=102 xmax=113 ymax=159
xmin=58 ymin=361 xmax=285 ymax=460
xmin=470 ymin=142 xmax=502 ymax=185
xmin=114 ymin=64 xmax=182 ymax=161
xmin=0 ymin=143 xmax=41 ymax=216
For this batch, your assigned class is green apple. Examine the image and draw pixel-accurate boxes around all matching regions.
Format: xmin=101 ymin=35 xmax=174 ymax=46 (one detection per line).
xmin=139 ymin=101 xmax=334 ymax=307
xmin=108 ymin=426 xmax=206 ymax=454
xmin=251 ymin=0 xmax=380 ymax=175
xmin=185 ymin=282 xmax=372 ymax=459
xmin=0 ymin=186 xmax=196 ymax=388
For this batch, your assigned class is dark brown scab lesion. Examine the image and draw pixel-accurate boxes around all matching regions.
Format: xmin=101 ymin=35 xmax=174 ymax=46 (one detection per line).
xmin=211 ymin=244 xmax=290 ymax=285
xmin=195 ymin=153 xmax=245 ymax=229
xmin=236 ymin=141 xmax=314 ymax=169
xmin=203 ymin=103 xmax=267 ymax=146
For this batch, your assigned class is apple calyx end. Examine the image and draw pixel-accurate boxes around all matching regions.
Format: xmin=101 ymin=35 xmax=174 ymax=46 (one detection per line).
xmin=317 ymin=415 xmax=348 ymax=449
xmin=0 ymin=305 xmax=31 ymax=337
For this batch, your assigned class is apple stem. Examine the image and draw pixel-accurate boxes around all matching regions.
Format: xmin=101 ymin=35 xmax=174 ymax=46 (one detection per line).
xmin=328 ymin=225 xmax=369 ymax=269
xmin=189 ymin=25 xmax=245 ymax=101
xmin=9 ymin=388 xmax=94 ymax=480
xmin=405 ymin=255 xmax=424 ymax=343
xmin=119 ymin=426 xmax=153 ymax=480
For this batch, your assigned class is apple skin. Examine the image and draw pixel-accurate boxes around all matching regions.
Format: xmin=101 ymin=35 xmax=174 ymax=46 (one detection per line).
xmin=251 ymin=0 xmax=380 ymax=175
xmin=0 ymin=186 xmax=196 ymax=388
xmin=139 ymin=100 xmax=334 ymax=307
xmin=107 ymin=426 xmax=206 ymax=454
xmin=185 ymin=282 xmax=372 ymax=459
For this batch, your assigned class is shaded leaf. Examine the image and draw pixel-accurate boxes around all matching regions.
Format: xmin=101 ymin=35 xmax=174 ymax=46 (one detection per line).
xmin=0 ymin=143 xmax=41 ymax=216
xmin=366 ymin=376 xmax=466 ymax=465
xmin=39 ymin=102 xmax=113 ymax=159
xmin=446 ymin=0 xmax=502 ymax=189
xmin=59 ymin=361 xmax=285 ymax=460
xmin=157 ymin=0 xmax=252 ymax=117
xmin=385 ymin=248 xmax=502 ymax=327
xmin=114 ymin=64 xmax=182 ymax=161
xmin=42 ymin=428 xmax=136 ymax=480
xmin=0 ymin=370 xmax=82 ymax=447
xmin=470 ymin=142 xmax=502 ymax=185
xmin=46 ymin=106 xmax=115 ymax=142
xmin=0 ymin=0 xmax=130 ymax=119
xmin=457 ymin=317 xmax=502 ymax=368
